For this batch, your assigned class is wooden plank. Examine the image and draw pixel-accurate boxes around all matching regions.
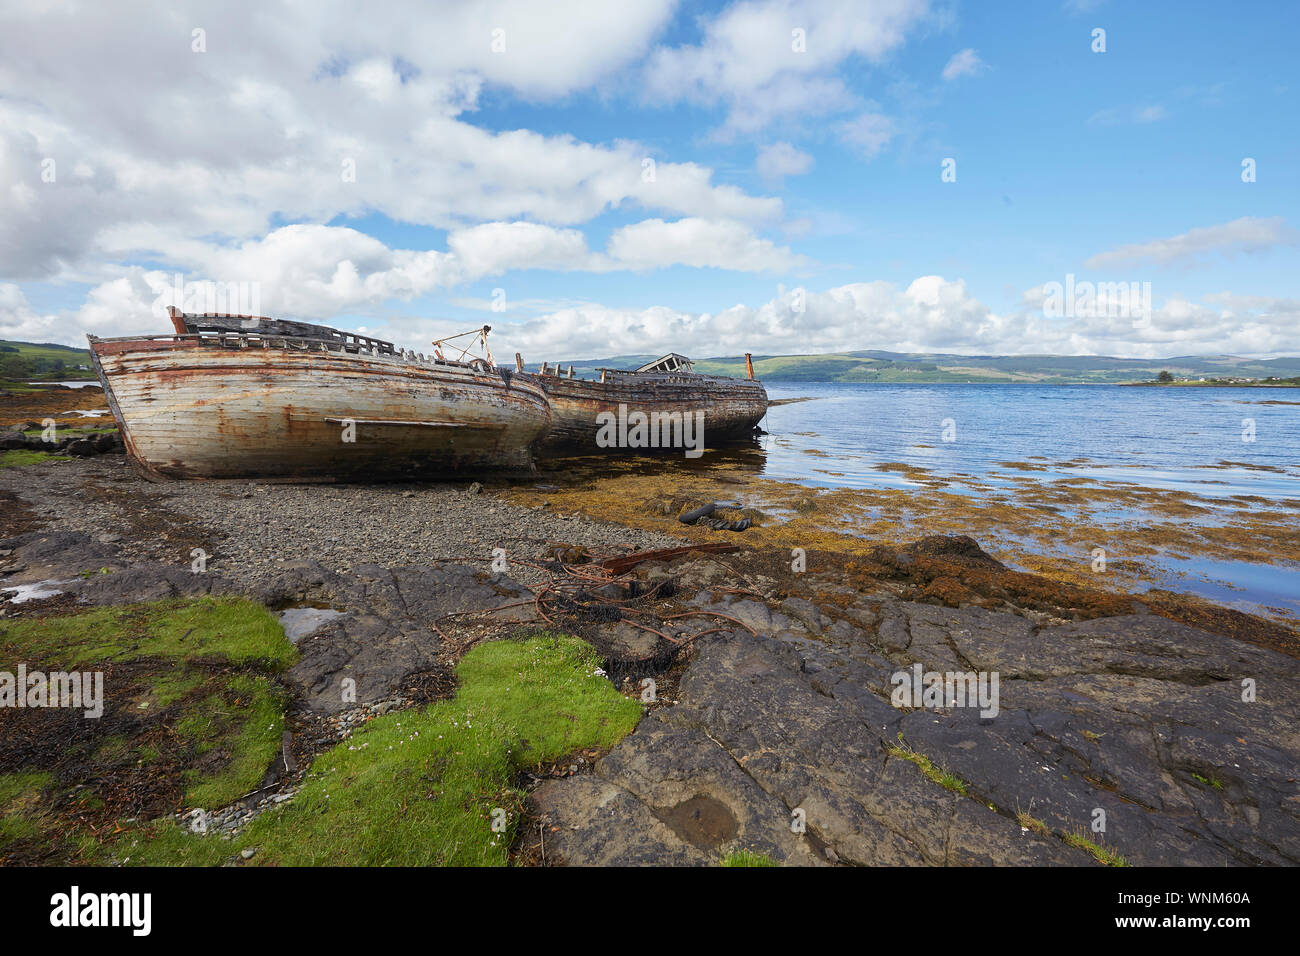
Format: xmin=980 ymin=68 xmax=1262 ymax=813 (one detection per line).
xmin=91 ymin=342 xmax=549 ymax=479
xmin=322 ymin=417 xmax=482 ymax=429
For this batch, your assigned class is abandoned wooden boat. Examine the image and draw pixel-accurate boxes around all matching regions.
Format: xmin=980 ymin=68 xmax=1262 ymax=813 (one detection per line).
xmin=86 ymin=310 xmax=550 ymax=480
xmin=518 ymin=352 xmax=767 ymax=455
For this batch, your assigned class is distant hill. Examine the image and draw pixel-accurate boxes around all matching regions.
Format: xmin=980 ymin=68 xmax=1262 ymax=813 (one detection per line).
xmin=0 ymin=340 xmax=96 ymax=382
xmin=6 ymin=335 xmax=1299 ymax=386
xmin=550 ymin=349 xmax=1300 ymax=384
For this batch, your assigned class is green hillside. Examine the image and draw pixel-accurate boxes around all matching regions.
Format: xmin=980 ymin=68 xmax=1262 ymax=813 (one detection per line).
xmin=0 ymin=340 xmax=96 ymax=382
xmin=527 ymin=346 xmax=1300 ymax=384
xmin=688 ymin=350 xmax=1300 ymax=384
xmin=5 ymin=334 xmax=1298 ymax=386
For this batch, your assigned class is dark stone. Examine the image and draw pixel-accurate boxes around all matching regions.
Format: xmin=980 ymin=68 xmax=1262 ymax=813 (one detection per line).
xmin=901 ymin=534 xmax=1006 ymax=569
xmin=266 ymin=560 xmax=536 ymax=713
xmin=533 ymin=565 xmax=1300 ymax=867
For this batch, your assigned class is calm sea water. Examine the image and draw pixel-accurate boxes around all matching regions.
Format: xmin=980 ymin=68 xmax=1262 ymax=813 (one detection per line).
xmin=760 ymin=383 xmax=1300 ymax=497
xmin=755 ymin=383 xmax=1300 ymax=618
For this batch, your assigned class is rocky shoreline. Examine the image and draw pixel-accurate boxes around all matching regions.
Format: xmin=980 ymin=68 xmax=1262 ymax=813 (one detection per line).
xmin=1 ymin=456 xmax=678 ymax=589
xmin=2 ymin=444 xmax=1299 ymax=866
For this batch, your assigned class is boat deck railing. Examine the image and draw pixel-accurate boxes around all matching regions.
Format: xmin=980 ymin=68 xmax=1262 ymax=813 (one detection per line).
xmin=87 ymin=332 xmax=482 ymax=370
xmin=556 ymin=369 xmax=763 ymax=387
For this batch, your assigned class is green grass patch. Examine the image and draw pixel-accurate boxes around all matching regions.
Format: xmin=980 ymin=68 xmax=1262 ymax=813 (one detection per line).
xmin=0 ymin=772 xmax=54 ymax=847
xmin=119 ymin=632 xmax=642 ymax=866
xmin=887 ymin=736 xmax=969 ymax=796
xmin=0 ymin=596 xmax=297 ymax=671
xmin=721 ymin=849 xmax=779 ymax=867
xmin=0 ymin=449 xmax=71 ymax=468
xmin=177 ymin=675 xmax=287 ymax=809
xmin=21 ymin=426 xmax=113 ymax=439
xmin=147 ymin=668 xmax=206 ymax=707
xmin=1063 ymin=827 xmax=1130 ymax=867
xmin=1016 ymin=810 xmax=1050 ymax=836
xmin=0 ymin=598 xmax=297 ymax=862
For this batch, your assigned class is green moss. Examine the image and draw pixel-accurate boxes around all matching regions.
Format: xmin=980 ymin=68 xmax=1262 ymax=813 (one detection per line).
xmin=179 ymin=675 xmax=287 ymax=809
xmin=0 ymin=816 xmax=43 ymax=844
xmin=21 ymin=428 xmax=114 ymax=442
xmin=721 ymin=849 xmax=779 ymax=867
xmin=147 ymin=668 xmax=206 ymax=707
xmin=0 ymin=596 xmax=297 ymax=671
xmin=0 ymin=449 xmax=71 ymax=468
xmin=0 ymin=771 xmax=52 ymax=809
xmin=0 ymin=598 xmax=297 ymax=860
xmin=1190 ymin=772 xmax=1224 ymax=790
xmin=120 ymin=632 xmax=642 ymax=867
xmin=0 ymin=772 xmax=54 ymax=848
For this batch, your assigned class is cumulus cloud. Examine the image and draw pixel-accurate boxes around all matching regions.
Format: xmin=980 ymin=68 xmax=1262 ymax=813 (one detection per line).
xmin=0 ymin=274 xmax=167 ymax=344
xmin=0 ymin=1 xmax=783 ymax=282
xmin=941 ymin=48 xmax=985 ymax=81
xmin=642 ymin=0 xmax=930 ymax=137
xmin=1085 ymin=217 xmax=1298 ymax=269
xmin=755 ymin=142 xmax=814 ymax=185
xmin=605 ymin=218 xmax=807 ymax=272
xmin=0 ymin=215 xmax=805 ymax=344
xmin=837 ymin=111 xmax=896 ymax=158
xmin=11 ymin=270 xmax=1299 ymax=361
xmin=492 ymin=278 xmax=1300 ymax=360
xmin=446 ymin=222 xmax=591 ymax=279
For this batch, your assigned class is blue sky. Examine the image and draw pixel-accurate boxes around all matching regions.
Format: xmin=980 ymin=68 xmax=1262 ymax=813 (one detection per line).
xmin=1 ymin=0 xmax=1296 ymax=358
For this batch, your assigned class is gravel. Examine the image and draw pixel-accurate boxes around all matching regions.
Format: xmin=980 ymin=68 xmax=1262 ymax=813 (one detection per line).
xmin=0 ymin=456 xmax=681 ymax=589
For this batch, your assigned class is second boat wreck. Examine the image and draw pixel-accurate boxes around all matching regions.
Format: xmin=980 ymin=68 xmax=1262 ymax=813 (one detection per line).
xmin=519 ymin=353 xmax=768 ymax=456
xmin=87 ymin=311 xmax=768 ymax=480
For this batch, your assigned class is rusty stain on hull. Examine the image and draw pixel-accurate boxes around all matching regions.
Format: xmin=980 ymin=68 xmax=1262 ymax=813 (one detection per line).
xmin=520 ymin=368 xmax=768 ymax=454
xmin=88 ymin=332 xmax=551 ymax=480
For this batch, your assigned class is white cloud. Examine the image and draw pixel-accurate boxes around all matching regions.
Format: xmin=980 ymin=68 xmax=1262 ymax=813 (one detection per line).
xmin=0 ymin=214 xmax=805 ymax=344
xmin=490 ymin=278 xmax=1300 ymax=360
xmin=642 ymin=0 xmax=931 ymax=136
xmin=1085 ymin=217 xmax=1298 ymax=269
xmin=838 ymin=111 xmax=896 ymax=158
xmin=1087 ymin=104 xmax=1170 ymax=126
xmin=446 ymin=222 xmax=591 ymax=279
xmin=941 ymin=48 xmax=985 ymax=81
xmin=11 ymin=270 xmax=1299 ymax=361
xmin=755 ymin=142 xmax=814 ymax=185
xmin=0 ymin=274 xmax=165 ymax=344
xmin=605 ymin=218 xmax=807 ymax=272
xmin=0 ymin=1 xmax=784 ymax=283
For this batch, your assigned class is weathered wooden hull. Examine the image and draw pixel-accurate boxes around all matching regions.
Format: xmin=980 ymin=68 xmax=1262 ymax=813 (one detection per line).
xmin=88 ymin=336 xmax=551 ymax=480
xmin=522 ymin=372 xmax=767 ymax=453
